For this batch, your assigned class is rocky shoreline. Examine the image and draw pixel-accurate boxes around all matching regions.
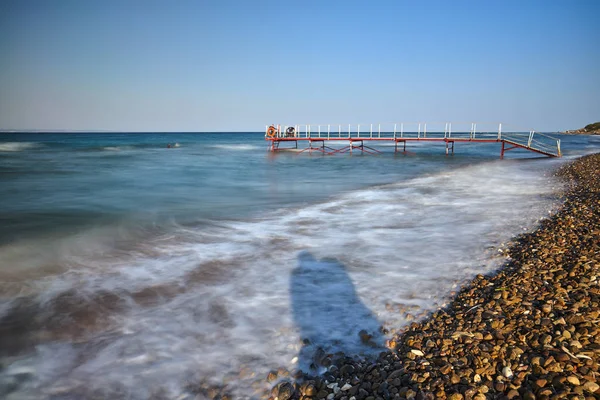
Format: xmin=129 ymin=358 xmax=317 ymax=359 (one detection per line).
xmin=563 ymin=122 xmax=600 ymax=135
xmin=563 ymin=130 xmax=600 ymax=135
xmin=268 ymin=153 xmax=600 ymax=400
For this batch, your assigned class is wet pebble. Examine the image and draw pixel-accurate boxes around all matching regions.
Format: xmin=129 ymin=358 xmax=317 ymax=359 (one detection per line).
xmin=266 ymin=154 xmax=600 ymax=400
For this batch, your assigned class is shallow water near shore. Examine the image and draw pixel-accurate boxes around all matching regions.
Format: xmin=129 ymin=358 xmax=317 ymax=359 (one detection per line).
xmin=0 ymin=132 xmax=597 ymax=398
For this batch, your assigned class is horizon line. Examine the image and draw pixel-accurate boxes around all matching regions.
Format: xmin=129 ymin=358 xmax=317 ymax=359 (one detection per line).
xmin=0 ymin=130 xmax=265 ymax=133
xmin=0 ymin=129 xmax=569 ymax=134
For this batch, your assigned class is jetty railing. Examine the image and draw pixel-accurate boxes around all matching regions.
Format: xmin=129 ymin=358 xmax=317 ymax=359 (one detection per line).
xmin=265 ymin=122 xmax=561 ymax=157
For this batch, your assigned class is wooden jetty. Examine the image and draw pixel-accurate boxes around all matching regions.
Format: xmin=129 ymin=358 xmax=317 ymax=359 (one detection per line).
xmin=265 ymin=122 xmax=561 ymax=158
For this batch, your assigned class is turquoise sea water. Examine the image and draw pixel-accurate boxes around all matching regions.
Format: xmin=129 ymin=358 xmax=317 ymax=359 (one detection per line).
xmin=0 ymin=132 xmax=598 ymax=399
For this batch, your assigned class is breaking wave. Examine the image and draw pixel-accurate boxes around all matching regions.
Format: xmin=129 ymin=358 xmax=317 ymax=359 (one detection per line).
xmin=0 ymin=142 xmax=41 ymax=152
xmin=0 ymin=159 xmax=565 ymax=399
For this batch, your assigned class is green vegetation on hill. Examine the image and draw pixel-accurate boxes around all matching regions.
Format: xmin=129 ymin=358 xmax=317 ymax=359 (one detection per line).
xmin=583 ymin=122 xmax=600 ymax=132
xmin=564 ymin=122 xmax=600 ymax=134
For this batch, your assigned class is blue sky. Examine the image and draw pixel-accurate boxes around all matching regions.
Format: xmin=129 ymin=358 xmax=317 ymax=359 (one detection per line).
xmin=0 ymin=0 xmax=598 ymax=132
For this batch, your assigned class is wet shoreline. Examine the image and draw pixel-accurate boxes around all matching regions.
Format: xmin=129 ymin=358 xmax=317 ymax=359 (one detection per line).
xmin=270 ymin=153 xmax=600 ymax=399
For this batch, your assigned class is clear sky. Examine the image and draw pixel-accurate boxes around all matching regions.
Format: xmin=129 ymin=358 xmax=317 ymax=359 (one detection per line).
xmin=1 ymin=0 xmax=598 ymax=132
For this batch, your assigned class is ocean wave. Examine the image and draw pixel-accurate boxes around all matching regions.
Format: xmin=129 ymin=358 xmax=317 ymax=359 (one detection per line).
xmin=76 ymin=143 xmax=166 ymax=152
xmin=0 ymin=142 xmax=41 ymax=152
xmin=0 ymin=159 xmax=566 ymax=398
xmin=100 ymin=146 xmax=140 ymax=151
xmin=209 ymin=144 xmax=260 ymax=151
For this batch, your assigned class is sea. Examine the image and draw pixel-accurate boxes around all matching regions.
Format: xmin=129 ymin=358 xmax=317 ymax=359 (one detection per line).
xmin=0 ymin=132 xmax=598 ymax=399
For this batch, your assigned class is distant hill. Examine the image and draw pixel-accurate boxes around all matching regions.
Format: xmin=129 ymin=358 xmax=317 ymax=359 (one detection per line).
xmin=564 ymin=122 xmax=600 ymax=135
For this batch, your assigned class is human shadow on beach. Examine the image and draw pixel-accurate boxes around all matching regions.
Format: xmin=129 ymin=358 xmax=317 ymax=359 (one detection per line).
xmin=290 ymin=251 xmax=384 ymax=375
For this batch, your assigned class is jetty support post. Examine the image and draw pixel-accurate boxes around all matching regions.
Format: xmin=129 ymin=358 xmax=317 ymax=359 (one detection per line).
xmin=351 ymin=139 xmax=364 ymax=154
xmin=395 ymin=139 xmax=406 ymax=153
xmin=309 ymin=139 xmax=325 ymax=154
xmin=446 ymin=140 xmax=454 ymax=156
xmin=498 ymin=123 xmax=502 ymax=140
xmin=393 ymin=123 xmax=397 ymax=139
xmin=270 ymin=139 xmax=281 ymax=152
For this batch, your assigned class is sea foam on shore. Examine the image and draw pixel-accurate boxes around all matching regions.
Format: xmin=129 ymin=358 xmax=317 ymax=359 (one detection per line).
xmin=270 ymin=154 xmax=600 ymax=400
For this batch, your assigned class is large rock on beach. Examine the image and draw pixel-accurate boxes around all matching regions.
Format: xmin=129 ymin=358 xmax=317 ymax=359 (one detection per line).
xmin=266 ymin=153 xmax=600 ymax=399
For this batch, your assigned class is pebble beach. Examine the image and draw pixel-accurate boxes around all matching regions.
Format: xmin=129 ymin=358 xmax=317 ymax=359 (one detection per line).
xmin=269 ymin=153 xmax=600 ymax=400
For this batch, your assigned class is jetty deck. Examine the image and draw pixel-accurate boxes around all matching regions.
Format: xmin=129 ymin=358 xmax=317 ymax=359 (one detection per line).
xmin=265 ymin=122 xmax=562 ymax=158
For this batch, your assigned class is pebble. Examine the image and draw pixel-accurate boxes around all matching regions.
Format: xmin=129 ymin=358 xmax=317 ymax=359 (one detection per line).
xmin=567 ymin=376 xmax=580 ymax=385
xmin=583 ymin=381 xmax=599 ymax=393
xmin=265 ymin=154 xmax=600 ymax=400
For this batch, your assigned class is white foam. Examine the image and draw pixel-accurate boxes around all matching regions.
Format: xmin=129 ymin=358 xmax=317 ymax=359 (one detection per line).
xmin=0 ymin=159 xmax=565 ymax=399
xmin=101 ymin=146 xmax=137 ymax=151
xmin=0 ymin=142 xmax=40 ymax=152
xmin=209 ymin=144 xmax=260 ymax=151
